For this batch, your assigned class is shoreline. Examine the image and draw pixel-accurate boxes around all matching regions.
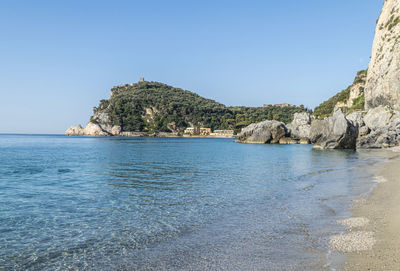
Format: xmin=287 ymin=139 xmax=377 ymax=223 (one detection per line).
xmin=65 ymin=134 xmax=237 ymax=139
xmin=338 ymin=149 xmax=400 ymax=270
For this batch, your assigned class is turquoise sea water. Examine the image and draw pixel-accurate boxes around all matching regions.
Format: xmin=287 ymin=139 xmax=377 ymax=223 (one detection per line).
xmin=0 ymin=135 xmax=383 ymax=270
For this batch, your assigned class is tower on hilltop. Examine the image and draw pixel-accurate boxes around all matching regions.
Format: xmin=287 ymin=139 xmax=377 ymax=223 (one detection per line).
xmin=139 ymin=77 xmax=145 ymax=82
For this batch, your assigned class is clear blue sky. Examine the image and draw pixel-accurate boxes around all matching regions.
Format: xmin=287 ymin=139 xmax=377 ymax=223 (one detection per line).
xmin=0 ymin=0 xmax=384 ymax=134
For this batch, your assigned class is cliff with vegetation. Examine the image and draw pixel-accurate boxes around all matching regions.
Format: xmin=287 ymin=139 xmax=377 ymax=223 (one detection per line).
xmin=365 ymin=0 xmax=400 ymax=109
xmin=313 ymin=70 xmax=367 ymax=119
xmin=66 ymin=81 xmax=307 ymax=136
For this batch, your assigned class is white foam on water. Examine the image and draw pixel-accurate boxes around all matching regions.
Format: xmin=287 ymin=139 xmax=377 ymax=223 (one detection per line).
xmin=373 ymin=176 xmax=388 ymax=184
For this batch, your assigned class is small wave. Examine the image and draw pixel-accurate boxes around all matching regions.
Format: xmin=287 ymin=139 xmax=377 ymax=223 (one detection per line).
xmin=373 ymin=176 xmax=387 ymax=184
xmin=12 ymin=167 xmax=44 ymax=175
xmin=57 ymin=169 xmax=73 ymax=174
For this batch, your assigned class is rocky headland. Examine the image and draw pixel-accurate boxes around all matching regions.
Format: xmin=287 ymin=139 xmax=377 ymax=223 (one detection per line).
xmin=66 ymin=81 xmax=305 ymax=138
xmin=239 ymin=0 xmax=400 ymax=150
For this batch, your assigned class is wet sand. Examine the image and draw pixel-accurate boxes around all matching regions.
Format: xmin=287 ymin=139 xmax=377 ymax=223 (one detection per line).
xmin=341 ymin=150 xmax=400 ymax=270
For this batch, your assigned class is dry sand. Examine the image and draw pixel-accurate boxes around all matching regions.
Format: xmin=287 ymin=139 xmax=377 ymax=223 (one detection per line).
xmin=342 ymin=151 xmax=400 ymax=270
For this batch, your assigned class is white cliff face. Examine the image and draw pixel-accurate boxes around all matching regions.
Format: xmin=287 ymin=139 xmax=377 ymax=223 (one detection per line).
xmin=91 ymin=112 xmax=113 ymax=133
xmin=365 ymin=0 xmax=400 ymax=109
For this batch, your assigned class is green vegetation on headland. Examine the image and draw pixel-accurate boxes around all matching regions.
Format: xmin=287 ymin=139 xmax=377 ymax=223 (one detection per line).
xmin=313 ymin=69 xmax=367 ymax=119
xmin=92 ymin=81 xmax=309 ymax=134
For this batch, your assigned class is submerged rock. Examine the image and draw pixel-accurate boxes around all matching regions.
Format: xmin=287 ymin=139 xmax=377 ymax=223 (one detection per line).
xmin=310 ymin=108 xmax=358 ymax=149
xmin=237 ymin=120 xmax=287 ymax=144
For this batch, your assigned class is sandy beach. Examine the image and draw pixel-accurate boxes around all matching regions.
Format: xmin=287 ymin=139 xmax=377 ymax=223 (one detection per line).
xmin=339 ymin=150 xmax=400 ymax=270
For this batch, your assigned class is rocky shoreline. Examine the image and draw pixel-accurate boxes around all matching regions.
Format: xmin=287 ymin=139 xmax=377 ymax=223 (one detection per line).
xmin=67 ymin=103 xmax=400 ymax=150
xmin=65 ymin=124 xmax=236 ymax=139
xmin=236 ymin=105 xmax=400 ymax=150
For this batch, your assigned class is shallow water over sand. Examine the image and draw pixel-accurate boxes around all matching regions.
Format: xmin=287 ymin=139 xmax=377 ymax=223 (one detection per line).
xmin=0 ymin=135 xmax=384 ymax=270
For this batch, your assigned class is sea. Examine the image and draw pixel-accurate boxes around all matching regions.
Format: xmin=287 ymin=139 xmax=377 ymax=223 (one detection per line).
xmin=0 ymin=135 xmax=385 ymax=271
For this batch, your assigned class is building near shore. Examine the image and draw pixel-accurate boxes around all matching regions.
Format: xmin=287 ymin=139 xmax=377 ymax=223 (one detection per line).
xmin=184 ymin=127 xmax=212 ymax=135
xmin=199 ymin=128 xmax=211 ymax=135
xmin=263 ymin=103 xmax=294 ymax=108
xmin=184 ymin=127 xmax=199 ymax=135
xmin=211 ymin=130 xmax=234 ymax=136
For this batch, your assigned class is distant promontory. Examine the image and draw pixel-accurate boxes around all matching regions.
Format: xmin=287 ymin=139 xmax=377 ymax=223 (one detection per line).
xmin=66 ymin=79 xmax=307 ymax=137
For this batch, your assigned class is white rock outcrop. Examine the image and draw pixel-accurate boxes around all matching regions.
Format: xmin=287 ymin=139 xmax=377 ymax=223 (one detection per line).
xmin=110 ymin=125 xmax=122 ymax=136
xmin=287 ymin=112 xmax=312 ymax=139
xmin=65 ymin=122 xmax=111 ymax=136
xmin=65 ymin=125 xmax=85 ymax=136
xmin=365 ymin=0 xmax=400 ymax=109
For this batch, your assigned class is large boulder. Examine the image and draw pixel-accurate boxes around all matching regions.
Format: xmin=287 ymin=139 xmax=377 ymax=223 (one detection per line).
xmin=346 ymin=111 xmax=364 ymax=128
xmin=363 ymin=106 xmax=393 ymax=131
xmin=357 ymin=107 xmax=400 ymax=148
xmin=238 ymin=120 xmax=287 ymax=144
xmin=287 ymin=112 xmax=312 ymax=139
xmin=310 ymin=108 xmax=358 ymax=149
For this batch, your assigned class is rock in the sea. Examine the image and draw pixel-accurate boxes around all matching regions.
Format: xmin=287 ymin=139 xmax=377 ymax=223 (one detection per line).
xmin=310 ymin=108 xmax=358 ymax=149
xmin=65 ymin=125 xmax=85 ymax=136
xmin=83 ymin=122 xmax=111 ymax=136
xmin=287 ymin=112 xmax=312 ymax=139
xmin=238 ymin=120 xmax=287 ymax=144
xmin=299 ymin=138 xmax=311 ymax=145
xmin=65 ymin=122 xmax=111 ymax=136
xmin=365 ymin=0 xmax=400 ymax=109
xmin=279 ymin=137 xmax=299 ymax=144
xmin=111 ymin=125 xmax=122 ymax=136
